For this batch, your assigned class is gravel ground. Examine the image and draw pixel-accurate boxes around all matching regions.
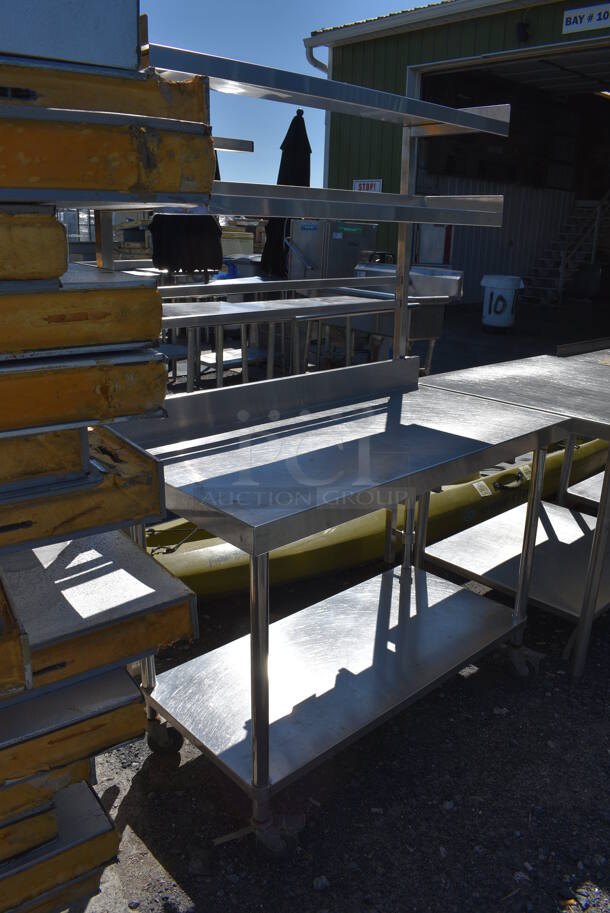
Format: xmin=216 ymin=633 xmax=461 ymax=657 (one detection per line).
xmin=86 ymin=564 xmax=610 ymax=913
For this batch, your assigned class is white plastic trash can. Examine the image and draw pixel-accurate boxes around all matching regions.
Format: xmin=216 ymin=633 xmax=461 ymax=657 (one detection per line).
xmin=481 ymin=275 xmax=523 ymax=328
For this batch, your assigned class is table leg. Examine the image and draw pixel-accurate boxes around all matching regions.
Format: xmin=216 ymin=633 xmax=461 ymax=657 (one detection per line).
xmin=557 ymin=433 xmax=576 ymax=505
xmin=413 ymin=491 xmax=431 ymax=568
xmin=570 ymin=453 xmax=610 ymax=677
xmin=316 ymin=320 xmax=322 ymax=368
xmin=140 ymin=655 xmax=157 ymax=722
xmin=384 ymin=506 xmax=397 ymax=564
xmin=250 ymin=553 xmax=271 ymax=825
xmin=216 ymin=325 xmax=224 ymax=388
xmin=241 ymin=324 xmax=249 ymax=384
xmin=303 ymin=320 xmax=312 ymax=372
xmin=267 ymin=322 xmax=275 ymax=379
xmin=345 ymin=317 xmax=352 ymax=366
xmin=186 ymin=327 xmax=197 ymax=393
xmin=291 ymin=321 xmax=300 ymax=375
xmin=513 ymin=447 xmax=547 ymax=631
xmin=401 ymin=491 xmax=416 ymax=581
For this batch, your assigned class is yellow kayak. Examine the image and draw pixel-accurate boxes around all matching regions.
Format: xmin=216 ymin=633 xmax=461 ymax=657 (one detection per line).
xmin=147 ymin=439 xmax=608 ymax=597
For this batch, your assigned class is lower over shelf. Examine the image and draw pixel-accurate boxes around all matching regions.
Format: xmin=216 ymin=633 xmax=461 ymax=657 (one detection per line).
xmin=426 ymin=501 xmax=610 ymax=621
xmin=150 ymin=568 xmax=518 ymax=795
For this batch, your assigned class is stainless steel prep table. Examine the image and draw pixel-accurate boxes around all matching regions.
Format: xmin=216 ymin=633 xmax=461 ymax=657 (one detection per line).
xmin=162 ymin=295 xmax=399 ymax=389
xmin=122 ymin=359 xmax=566 ymax=823
xmin=422 ymin=354 xmax=610 ymax=676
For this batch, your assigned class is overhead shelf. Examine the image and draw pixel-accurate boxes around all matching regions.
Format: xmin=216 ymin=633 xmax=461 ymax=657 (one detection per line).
xmin=208 ymin=181 xmax=504 ymax=225
xmin=149 ymin=45 xmax=510 ymax=136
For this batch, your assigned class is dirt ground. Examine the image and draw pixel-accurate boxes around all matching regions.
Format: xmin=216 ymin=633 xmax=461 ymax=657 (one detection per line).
xmin=87 ymin=563 xmax=610 ymax=913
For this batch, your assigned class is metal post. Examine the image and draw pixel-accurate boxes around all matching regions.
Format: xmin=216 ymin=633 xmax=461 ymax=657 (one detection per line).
xmin=94 ymin=210 xmax=113 ymax=270
xmin=393 ymin=68 xmax=420 ymax=360
xmin=316 ymin=319 xmax=322 ymax=368
xmin=267 ymin=322 xmax=275 ymax=379
xmin=384 ymin=506 xmax=397 ymax=564
xmin=303 ymin=320 xmax=312 ymax=371
xmin=557 ymin=433 xmax=576 ymax=506
xmin=401 ymin=491 xmax=416 ymax=580
xmin=413 ymin=491 xmax=430 ymax=568
xmin=250 ymin=553 xmax=271 ymax=824
xmin=186 ymin=326 xmax=197 ymax=393
xmin=571 ymin=455 xmax=610 ymax=677
xmin=241 ymin=324 xmax=249 ymax=383
xmin=345 ymin=317 xmax=352 ymax=366
xmin=216 ymin=324 xmax=224 ymax=388
xmin=513 ymin=448 xmax=547 ymax=628
xmin=291 ymin=320 xmax=300 ymax=375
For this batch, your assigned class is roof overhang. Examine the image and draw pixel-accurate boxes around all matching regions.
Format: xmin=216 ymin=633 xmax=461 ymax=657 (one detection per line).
xmin=306 ymin=0 xmax=562 ymax=48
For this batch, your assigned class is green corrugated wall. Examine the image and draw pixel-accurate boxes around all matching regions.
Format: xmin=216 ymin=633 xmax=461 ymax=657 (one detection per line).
xmin=327 ymin=0 xmax=610 ymax=250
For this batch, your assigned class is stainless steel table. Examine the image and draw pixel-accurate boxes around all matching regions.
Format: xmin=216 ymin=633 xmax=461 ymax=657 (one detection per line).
xmin=422 ymin=354 xmax=610 ymax=676
xmin=123 ymin=359 xmax=565 ymax=824
xmin=162 ymin=295 xmax=399 ymax=389
xmin=568 ymin=472 xmax=603 ymax=513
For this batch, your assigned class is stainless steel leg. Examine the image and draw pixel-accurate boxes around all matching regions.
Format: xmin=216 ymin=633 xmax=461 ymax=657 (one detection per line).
xmin=345 ymin=317 xmax=352 ymax=366
xmin=557 ymin=433 xmax=577 ymax=505
xmin=316 ymin=320 xmax=322 ymax=368
xmin=413 ymin=491 xmax=430 ymax=568
xmin=140 ymin=655 xmax=157 ymax=720
xmin=570 ymin=454 xmax=610 ymax=677
xmin=303 ymin=320 xmax=312 ymax=371
xmin=250 ymin=553 xmax=271 ymax=824
xmin=186 ymin=326 xmax=197 ymax=393
xmin=423 ymin=338 xmax=437 ymax=376
xmin=513 ymin=447 xmax=547 ymax=628
xmin=241 ymin=324 xmax=249 ymax=384
xmin=267 ymin=322 xmax=275 ymax=379
xmin=401 ymin=491 xmax=416 ymax=580
xmin=384 ymin=506 xmax=397 ymax=564
xmin=291 ymin=321 xmax=300 ymax=375
xmin=216 ymin=325 xmax=224 ymax=388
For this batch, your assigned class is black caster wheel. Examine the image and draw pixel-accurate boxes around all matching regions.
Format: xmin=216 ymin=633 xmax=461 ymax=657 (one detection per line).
xmin=146 ymin=719 xmax=184 ymax=755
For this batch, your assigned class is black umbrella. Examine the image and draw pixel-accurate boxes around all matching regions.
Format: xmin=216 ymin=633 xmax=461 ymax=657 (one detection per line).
xmin=261 ymin=109 xmax=311 ymax=278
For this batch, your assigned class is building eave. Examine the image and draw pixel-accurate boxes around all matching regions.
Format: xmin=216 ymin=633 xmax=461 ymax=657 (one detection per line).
xmin=305 ymin=0 xmax=559 ymax=48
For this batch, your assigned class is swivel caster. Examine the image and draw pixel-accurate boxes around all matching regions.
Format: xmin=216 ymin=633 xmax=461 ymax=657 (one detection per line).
xmin=146 ymin=718 xmax=184 ymax=755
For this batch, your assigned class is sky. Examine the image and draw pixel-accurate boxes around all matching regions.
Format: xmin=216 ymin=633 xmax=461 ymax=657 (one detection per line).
xmin=141 ymin=0 xmax=414 ymax=187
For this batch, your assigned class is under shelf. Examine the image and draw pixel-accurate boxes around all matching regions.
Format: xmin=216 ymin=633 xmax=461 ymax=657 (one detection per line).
xmin=568 ymin=472 xmax=603 ymax=513
xmin=150 ymin=568 xmax=517 ymax=795
xmin=426 ymin=501 xmax=610 ymax=622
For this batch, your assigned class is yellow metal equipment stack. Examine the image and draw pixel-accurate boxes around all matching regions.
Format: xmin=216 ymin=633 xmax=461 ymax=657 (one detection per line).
xmin=0 ymin=57 xmax=214 ymax=912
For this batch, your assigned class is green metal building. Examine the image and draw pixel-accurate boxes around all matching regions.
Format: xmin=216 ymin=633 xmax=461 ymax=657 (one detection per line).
xmin=304 ymin=0 xmax=610 ymax=302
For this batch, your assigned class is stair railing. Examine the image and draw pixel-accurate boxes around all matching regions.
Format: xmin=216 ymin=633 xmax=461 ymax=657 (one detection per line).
xmin=558 ymin=190 xmax=610 ymax=299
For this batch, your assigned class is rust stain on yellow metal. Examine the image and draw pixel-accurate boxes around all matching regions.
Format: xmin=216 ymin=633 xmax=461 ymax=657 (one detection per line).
xmin=0 ymin=65 xmax=208 ymax=123
xmin=0 ymin=702 xmax=145 ymax=786
xmin=0 ymin=827 xmax=118 ymax=912
xmin=0 ymin=430 xmax=83 ymax=485
xmin=0 ymin=359 xmax=166 ymax=433
xmin=0 ymin=213 xmax=67 ymax=280
xmin=0 ymin=120 xmax=215 ymax=194
xmin=0 ymin=760 xmax=91 ymax=825
xmin=0 ymin=427 xmax=163 ymax=551
xmin=0 ymin=807 xmax=57 ymax=863
xmin=0 ymin=287 xmax=161 ymax=354
xmin=32 ymin=600 xmax=195 ymax=688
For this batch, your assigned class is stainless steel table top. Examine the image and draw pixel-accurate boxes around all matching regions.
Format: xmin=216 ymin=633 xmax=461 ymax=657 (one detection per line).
xmin=422 ymin=355 xmax=610 ymax=439
xmin=150 ymin=384 xmax=566 ymax=555
xmin=162 ymin=295 xmax=398 ymax=329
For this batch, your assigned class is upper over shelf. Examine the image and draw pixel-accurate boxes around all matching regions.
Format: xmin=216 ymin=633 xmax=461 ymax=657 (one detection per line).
xmin=149 ymin=45 xmax=510 ymax=137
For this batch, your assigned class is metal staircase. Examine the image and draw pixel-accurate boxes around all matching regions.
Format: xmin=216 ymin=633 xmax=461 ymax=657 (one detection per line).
xmin=522 ymin=191 xmax=610 ymax=305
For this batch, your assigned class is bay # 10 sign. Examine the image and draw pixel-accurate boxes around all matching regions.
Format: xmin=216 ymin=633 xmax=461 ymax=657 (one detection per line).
xmin=562 ymin=1 xmax=610 ymax=32
xmin=353 ymin=179 xmax=383 ymax=193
